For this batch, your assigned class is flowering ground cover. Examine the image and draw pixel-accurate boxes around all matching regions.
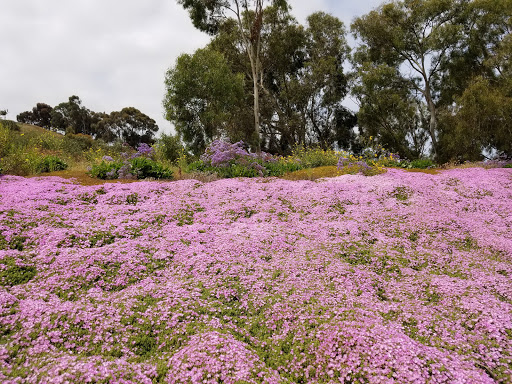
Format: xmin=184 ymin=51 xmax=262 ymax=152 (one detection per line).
xmin=0 ymin=168 xmax=511 ymax=383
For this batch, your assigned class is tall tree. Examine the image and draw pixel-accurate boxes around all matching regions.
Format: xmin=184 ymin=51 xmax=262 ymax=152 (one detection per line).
xmin=293 ymin=12 xmax=355 ymax=150
xmin=50 ymin=96 xmax=95 ymax=135
xmin=209 ymin=9 xmax=355 ymax=153
xmin=177 ymin=0 xmax=289 ymax=152
xmin=352 ymin=60 xmax=429 ymax=159
xmin=0 ymin=109 xmax=7 ymax=119
xmin=438 ymin=0 xmax=512 ymax=160
xmin=163 ymin=47 xmax=245 ymax=155
xmin=98 ymin=107 xmax=159 ymax=148
xmin=16 ymin=103 xmax=53 ymax=128
xmin=352 ymin=0 xmax=466 ymax=157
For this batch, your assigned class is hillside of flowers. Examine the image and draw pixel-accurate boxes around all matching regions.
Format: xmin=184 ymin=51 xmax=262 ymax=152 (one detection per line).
xmin=0 ymin=168 xmax=511 ymax=383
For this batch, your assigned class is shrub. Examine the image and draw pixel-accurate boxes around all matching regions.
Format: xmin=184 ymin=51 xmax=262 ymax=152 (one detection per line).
xmin=89 ymin=159 xmax=124 ymax=179
xmin=89 ymin=145 xmax=173 ymax=180
xmin=1 ymin=120 xmax=20 ymax=131
xmin=62 ymin=134 xmax=95 ymax=155
xmin=1 ymin=154 xmax=33 ymax=176
xmin=156 ymin=134 xmax=184 ymax=164
xmin=198 ymin=140 xmax=277 ymax=178
xmin=337 ymin=157 xmax=385 ymax=177
xmin=291 ymin=146 xmax=340 ymax=168
xmin=130 ymin=157 xmax=174 ymax=179
xmin=35 ymin=155 xmax=68 ymax=173
xmin=409 ymin=158 xmax=435 ymax=169
xmin=263 ymin=158 xmax=302 ymax=176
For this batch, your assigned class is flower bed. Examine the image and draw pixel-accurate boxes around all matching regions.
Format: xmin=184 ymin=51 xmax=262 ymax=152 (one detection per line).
xmin=0 ymin=168 xmax=511 ymax=383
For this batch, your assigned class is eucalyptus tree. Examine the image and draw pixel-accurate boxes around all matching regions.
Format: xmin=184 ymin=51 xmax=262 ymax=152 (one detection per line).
xmin=439 ymin=0 xmax=512 ymax=160
xmin=351 ymin=0 xmax=467 ymax=157
xmin=209 ymin=9 xmax=355 ymax=153
xmin=177 ymin=0 xmax=289 ymax=151
xmin=103 ymin=107 xmax=159 ymax=147
xmin=50 ymin=96 xmax=96 ymax=136
xmin=163 ymin=47 xmax=245 ymax=155
xmin=351 ymin=60 xmax=429 ymax=159
xmin=16 ymin=103 xmax=53 ymax=129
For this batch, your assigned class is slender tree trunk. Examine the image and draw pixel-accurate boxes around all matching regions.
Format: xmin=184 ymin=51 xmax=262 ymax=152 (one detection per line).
xmin=424 ymin=90 xmax=438 ymax=157
xmin=251 ymin=56 xmax=261 ymax=153
xmin=427 ymin=100 xmax=438 ymax=157
xmin=235 ymin=0 xmax=262 ymax=153
xmin=421 ymin=72 xmax=438 ymax=158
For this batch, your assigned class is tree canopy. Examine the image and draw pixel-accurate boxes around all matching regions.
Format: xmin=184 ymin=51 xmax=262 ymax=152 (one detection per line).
xmin=177 ymin=0 xmax=289 ymax=152
xmin=165 ymin=7 xmax=356 ymax=154
xmin=16 ymin=103 xmax=53 ymax=129
xmin=163 ymin=47 xmax=245 ymax=155
xmin=15 ymin=96 xmax=159 ymax=147
xmin=351 ymin=0 xmax=512 ymax=161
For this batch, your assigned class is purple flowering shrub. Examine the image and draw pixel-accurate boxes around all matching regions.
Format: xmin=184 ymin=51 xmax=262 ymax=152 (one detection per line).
xmin=89 ymin=143 xmax=173 ymax=180
xmin=0 ymin=168 xmax=511 ymax=382
xmin=191 ymin=140 xmax=282 ymax=178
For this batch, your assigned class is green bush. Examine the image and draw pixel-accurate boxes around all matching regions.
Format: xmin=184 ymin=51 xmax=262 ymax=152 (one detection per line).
xmin=90 ymin=157 xmax=173 ymax=180
xmin=89 ymin=160 xmax=124 ymax=179
xmin=504 ymin=163 xmax=512 ymax=168
xmin=409 ymin=158 xmax=435 ymax=169
xmin=62 ymin=134 xmax=95 ymax=155
xmin=2 ymin=120 xmax=20 ymax=131
xmin=130 ymin=157 xmax=173 ymax=179
xmin=264 ymin=158 xmax=302 ymax=176
xmin=1 ymin=154 xmax=33 ymax=176
xmin=291 ymin=146 xmax=340 ymax=168
xmin=156 ymin=134 xmax=184 ymax=164
xmin=35 ymin=155 xmax=68 ymax=173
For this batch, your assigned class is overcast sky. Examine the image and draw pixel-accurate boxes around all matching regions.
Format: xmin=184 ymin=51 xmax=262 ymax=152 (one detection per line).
xmin=0 ymin=0 xmax=383 ymax=135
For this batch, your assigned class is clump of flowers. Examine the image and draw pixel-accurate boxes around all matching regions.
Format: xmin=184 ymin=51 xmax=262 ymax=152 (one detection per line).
xmin=191 ymin=140 xmax=279 ymax=178
xmin=89 ymin=143 xmax=172 ymax=180
xmin=337 ymin=155 xmax=384 ymax=176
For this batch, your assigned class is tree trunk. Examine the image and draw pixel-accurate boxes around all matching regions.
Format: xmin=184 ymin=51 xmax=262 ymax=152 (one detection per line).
xmin=251 ymin=61 xmax=261 ymax=153
xmin=425 ymin=96 xmax=438 ymax=158
xmin=423 ymin=77 xmax=438 ymax=158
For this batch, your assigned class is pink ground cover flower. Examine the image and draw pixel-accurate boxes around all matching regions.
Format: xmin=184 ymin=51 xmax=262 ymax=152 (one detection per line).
xmin=0 ymin=168 xmax=510 ymax=383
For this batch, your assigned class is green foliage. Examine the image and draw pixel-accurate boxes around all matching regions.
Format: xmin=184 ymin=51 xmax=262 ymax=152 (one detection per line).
xmin=16 ymin=103 xmax=53 ymax=128
xmin=88 ymin=231 xmax=116 ymax=247
xmin=439 ymin=76 xmax=512 ymax=161
xmin=352 ymin=0 xmax=512 ymax=161
xmin=163 ymin=47 xmax=245 ymax=156
xmin=62 ymin=134 xmax=95 ymax=156
xmin=129 ymin=157 xmax=173 ymax=180
xmin=35 ymin=156 xmax=68 ymax=173
xmin=96 ymin=107 xmax=159 ymax=147
xmin=156 ymin=133 xmax=185 ymax=164
xmin=1 ymin=120 xmax=20 ymax=132
xmin=408 ymin=158 xmax=435 ymax=169
xmin=188 ymin=161 xmax=266 ymax=179
xmin=88 ymin=160 xmax=124 ymax=180
xmin=391 ymin=186 xmax=413 ymax=202
xmin=189 ymin=143 xmax=388 ymax=179
xmin=51 ymin=96 xmax=95 ymax=135
xmin=89 ymin=157 xmax=173 ymax=180
xmin=171 ymin=5 xmax=355 ymax=155
xmin=291 ymin=146 xmax=340 ymax=168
